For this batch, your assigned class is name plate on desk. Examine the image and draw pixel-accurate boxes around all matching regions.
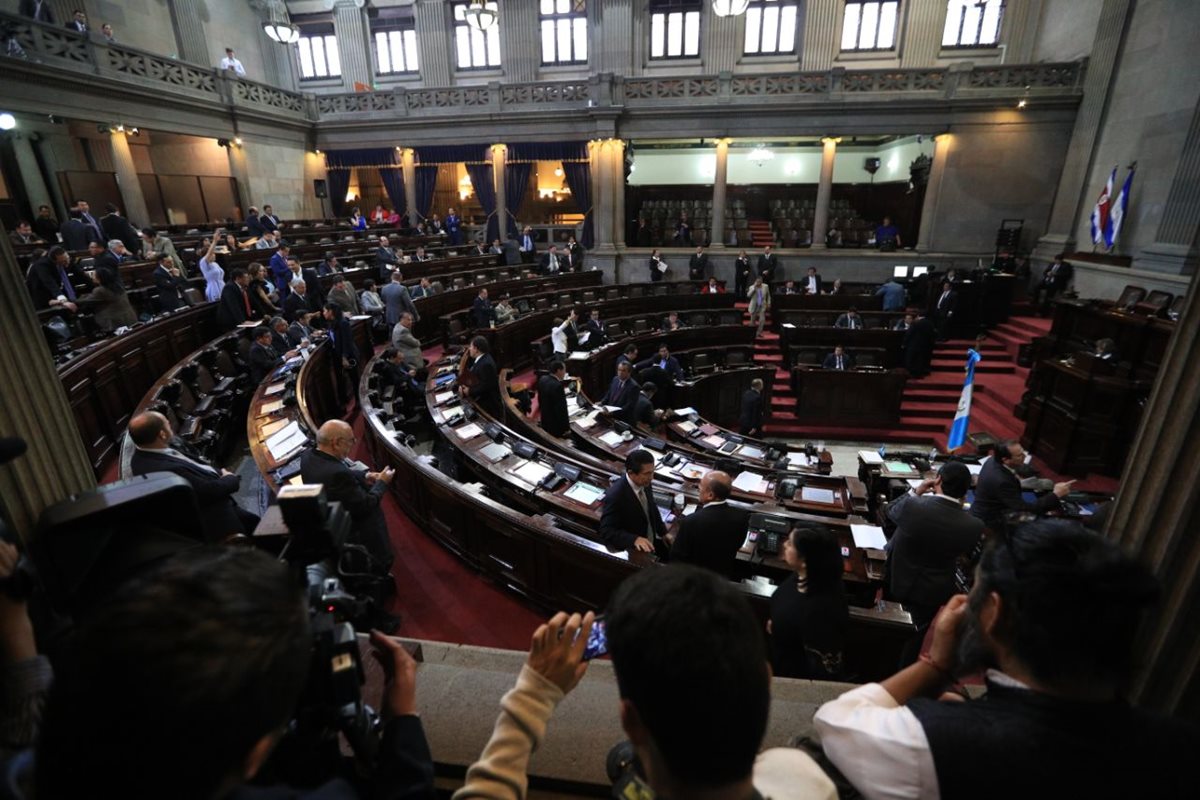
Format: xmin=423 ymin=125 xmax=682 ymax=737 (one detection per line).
xmin=454 ymin=422 xmax=484 ymax=440
xmin=801 ymin=486 xmax=837 ymax=504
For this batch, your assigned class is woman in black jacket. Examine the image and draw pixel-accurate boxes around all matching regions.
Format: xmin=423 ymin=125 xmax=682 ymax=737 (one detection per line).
xmin=768 ymin=524 xmax=850 ymax=679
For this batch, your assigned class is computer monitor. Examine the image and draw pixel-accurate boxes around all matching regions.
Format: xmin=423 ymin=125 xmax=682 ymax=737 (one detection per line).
xmin=912 ymin=266 xmax=930 ymax=277
xmin=893 ymin=266 xmax=909 ymax=278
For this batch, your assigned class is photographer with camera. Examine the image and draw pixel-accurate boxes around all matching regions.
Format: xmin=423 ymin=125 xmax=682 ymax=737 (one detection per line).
xmin=16 ymin=547 xmax=434 ymax=800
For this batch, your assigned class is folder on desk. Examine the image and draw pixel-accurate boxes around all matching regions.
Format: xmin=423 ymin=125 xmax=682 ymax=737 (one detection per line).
xmin=851 ymin=524 xmax=888 ymax=550
xmin=858 ymin=450 xmax=884 ymax=465
xmin=800 ymin=486 xmax=837 ymax=504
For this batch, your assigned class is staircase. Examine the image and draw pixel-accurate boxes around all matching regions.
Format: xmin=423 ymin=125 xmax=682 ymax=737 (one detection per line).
xmin=746 ymin=219 xmax=775 ymax=248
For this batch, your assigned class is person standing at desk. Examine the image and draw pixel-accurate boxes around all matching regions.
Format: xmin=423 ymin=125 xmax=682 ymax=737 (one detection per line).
xmin=768 ymin=525 xmax=849 ymax=680
xmin=735 ymin=250 xmax=753 ymax=297
xmin=519 ymin=226 xmax=537 ymax=263
xmin=933 ymin=280 xmax=957 ymax=340
xmin=536 ymin=361 xmax=570 ymax=437
xmin=803 ymin=266 xmax=823 ymax=296
xmin=649 ymin=249 xmax=667 ymax=282
xmin=599 ymin=449 xmax=666 ymax=555
xmin=903 ymin=311 xmax=936 ymax=378
xmin=688 ymin=245 xmax=710 ymax=280
xmin=971 ymin=440 xmax=1074 ymax=530
xmin=459 ymin=335 xmax=501 ymax=417
xmin=757 ymin=245 xmax=778 ymax=287
xmin=739 ymin=378 xmax=764 ymax=437
xmin=876 ymin=279 xmax=907 ymax=311
xmin=669 ymin=471 xmax=748 ymax=578
xmin=472 ymin=287 xmax=494 ymax=329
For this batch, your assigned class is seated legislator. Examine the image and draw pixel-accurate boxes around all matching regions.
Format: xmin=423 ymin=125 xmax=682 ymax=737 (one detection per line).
xmin=893 ymin=312 xmax=915 ymax=332
xmin=536 ymin=360 xmax=570 ymax=437
xmin=669 ymin=471 xmax=749 ymax=578
xmin=128 ymin=411 xmax=259 ymax=540
xmin=459 ymin=335 xmax=501 ymax=417
xmin=781 ymin=280 xmax=799 ymax=295
xmin=739 ymin=378 xmax=764 ymax=437
xmin=632 ymin=381 xmax=664 ymax=427
xmin=701 ymin=277 xmax=725 ymax=294
xmin=540 ymin=244 xmax=563 ymax=275
xmin=768 ymin=525 xmax=849 ymax=680
xmin=815 ymin=520 xmax=1196 ymax=799
xmin=600 ymin=361 xmax=641 ymax=424
xmin=411 ymin=276 xmax=436 ymax=299
xmin=152 ymin=253 xmax=188 ymax=312
xmin=248 ymin=326 xmax=284 ymax=384
xmin=835 ymin=307 xmax=864 ymax=329
xmin=970 ymin=440 xmax=1073 ymax=530
xmin=216 ymin=266 xmax=253 ymax=330
xmin=391 ymin=311 xmax=424 ymax=371
xmin=26 ymin=246 xmax=86 ymax=311
xmin=287 ymin=309 xmax=316 ymax=346
xmin=802 ymin=266 xmax=823 ymax=296
xmin=822 ymin=345 xmax=855 ymax=371
xmin=1090 ymin=337 xmax=1119 ymax=363
xmin=378 ymin=346 xmax=423 ymax=408
xmin=661 ymin=311 xmax=684 ymax=332
xmin=637 ymin=343 xmax=684 ymax=382
xmin=599 ymin=449 xmax=666 ymax=556
xmin=9 ymin=220 xmax=43 ymax=246
xmin=825 ymin=278 xmax=845 ymax=296
xmin=886 ymin=462 xmax=984 ymax=628
xmin=493 ymin=296 xmax=516 ymax=326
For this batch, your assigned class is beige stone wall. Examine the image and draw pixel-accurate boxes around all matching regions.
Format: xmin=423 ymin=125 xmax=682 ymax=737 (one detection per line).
xmin=239 ymin=140 xmax=323 ymax=219
xmin=148 ymin=134 xmax=232 ymax=177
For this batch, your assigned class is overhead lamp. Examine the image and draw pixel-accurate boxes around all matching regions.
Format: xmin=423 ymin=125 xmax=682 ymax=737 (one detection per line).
xmin=234 ymin=136 xmax=243 ymax=146
xmin=0 ymin=113 xmax=16 ymax=131
xmin=712 ymin=0 xmax=751 ymax=16
xmin=746 ymin=146 xmax=774 ymax=166
xmin=262 ymin=0 xmax=301 ymax=44
xmin=465 ymin=0 xmax=498 ymax=32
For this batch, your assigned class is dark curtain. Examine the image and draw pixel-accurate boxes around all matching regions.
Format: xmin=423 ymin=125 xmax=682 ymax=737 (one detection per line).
xmin=506 ymin=142 xmax=588 ymax=162
xmin=324 ymin=148 xmax=398 ymax=217
xmin=380 ymin=167 xmax=406 ymax=216
xmin=503 ymin=162 xmax=532 ymax=237
xmin=561 ymin=160 xmax=593 ymax=249
xmin=415 ymin=165 xmax=439 ymax=219
xmin=413 ymin=144 xmax=487 ymax=164
xmin=325 ymin=170 xmax=352 ymax=217
xmin=465 ymin=162 xmax=498 ymax=244
xmin=506 ymin=142 xmax=590 ymax=245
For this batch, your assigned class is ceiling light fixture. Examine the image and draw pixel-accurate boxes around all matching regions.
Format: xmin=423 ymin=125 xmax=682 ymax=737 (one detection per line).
xmin=712 ymin=0 xmax=751 ymax=16
xmin=747 ymin=146 xmax=774 ymax=166
xmin=262 ymin=0 xmax=301 ymax=44
xmin=0 ymin=113 xmax=16 ymax=131
xmin=465 ymin=0 xmax=498 ymax=32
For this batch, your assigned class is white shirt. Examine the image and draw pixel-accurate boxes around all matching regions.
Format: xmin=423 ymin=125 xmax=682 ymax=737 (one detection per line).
xmin=550 ymin=318 xmax=572 ymax=353
xmin=806 ymin=275 xmax=818 ymax=293
xmin=220 ymin=56 xmax=246 ymax=76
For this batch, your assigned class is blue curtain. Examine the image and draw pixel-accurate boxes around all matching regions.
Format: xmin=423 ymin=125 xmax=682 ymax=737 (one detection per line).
xmin=561 ymin=160 xmax=593 ymax=249
xmin=324 ymin=148 xmax=399 ymax=218
xmin=413 ymin=144 xmax=487 ymax=164
xmin=415 ymin=165 xmax=439 ymax=219
xmin=325 ymin=170 xmax=352 ymax=217
xmin=504 ymin=162 xmax=532 ymax=237
xmin=465 ymin=162 xmax=498 ymax=244
xmin=506 ymin=142 xmax=588 ymax=162
xmin=380 ymin=167 xmax=406 ymax=216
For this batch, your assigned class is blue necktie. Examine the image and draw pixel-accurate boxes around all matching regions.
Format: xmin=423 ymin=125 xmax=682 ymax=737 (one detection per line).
xmin=59 ymin=267 xmax=76 ymax=300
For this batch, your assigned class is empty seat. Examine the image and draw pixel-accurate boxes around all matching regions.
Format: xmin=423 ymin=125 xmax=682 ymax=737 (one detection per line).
xmin=692 ymin=353 xmax=715 ymax=374
xmin=605 ymin=288 xmax=619 ymax=300
xmin=535 ymin=297 xmax=550 ymax=310
xmin=633 ymin=318 xmax=650 ymax=333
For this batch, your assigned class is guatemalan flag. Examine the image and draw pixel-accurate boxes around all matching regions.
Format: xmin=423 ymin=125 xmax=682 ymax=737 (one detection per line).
xmin=1090 ymin=167 xmax=1115 ymax=246
xmin=947 ymin=349 xmax=982 ymax=451
xmin=1104 ymin=167 xmax=1135 ymax=248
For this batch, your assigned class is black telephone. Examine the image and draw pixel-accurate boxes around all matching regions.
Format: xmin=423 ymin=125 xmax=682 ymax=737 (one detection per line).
xmin=661 ymin=452 xmax=681 ymax=467
xmin=776 ymin=478 xmax=798 ymax=501
xmin=764 ymin=447 xmax=783 ymax=462
xmin=539 ymin=473 xmax=566 ymax=492
xmin=759 ymin=532 xmax=781 ymax=555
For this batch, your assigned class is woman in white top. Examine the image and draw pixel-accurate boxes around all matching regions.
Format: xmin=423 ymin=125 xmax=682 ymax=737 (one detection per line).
xmin=198 ymin=234 xmax=225 ymax=303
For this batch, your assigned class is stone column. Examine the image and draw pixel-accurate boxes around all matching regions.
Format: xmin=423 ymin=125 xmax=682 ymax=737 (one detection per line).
xmin=333 ymin=0 xmax=373 ymax=91
xmin=226 ymin=143 xmax=252 ymax=219
xmin=0 ymin=228 xmax=96 ymax=543
xmin=900 ymin=0 xmax=947 ymax=67
xmin=916 ymin=133 xmax=951 ymax=252
xmin=108 ymin=131 xmax=150 ymax=230
xmin=705 ymin=7 xmax=740 ymax=73
xmin=1102 ymin=267 xmax=1200 ymax=716
xmin=711 ymin=138 xmax=730 ymax=248
xmin=416 ymin=0 xmax=453 ymax=86
xmin=167 ymin=0 xmax=210 ymax=65
xmin=1136 ymin=98 xmax=1200 ymax=275
xmin=811 ymin=137 xmax=838 ymax=250
xmin=500 ymin=0 xmax=538 ymax=83
xmin=492 ymin=144 xmax=508 ymax=240
xmin=597 ymin=0 xmax=635 ymax=75
xmin=800 ymin=0 xmax=839 ymax=71
xmin=593 ymin=141 xmax=615 ymax=250
xmin=401 ymin=148 xmax=419 ymax=227
xmin=11 ymin=133 xmax=53 ymax=215
xmin=610 ymin=139 xmax=627 ymax=248
xmin=1034 ymin=0 xmax=1134 ymax=260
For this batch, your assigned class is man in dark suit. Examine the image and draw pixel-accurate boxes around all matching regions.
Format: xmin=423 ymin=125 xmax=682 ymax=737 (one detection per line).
xmin=536 ymin=361 xmax=570 ymax=437
xmin=885 ymin=462 xmax=984 ymax=627
xmin=64 ymin=8 xmax=87 ymax=32
xmin=59 ymin=211 xmax=95 ymax=251
xmin=152 ymin=253 xmax=187 ymax=312
xmin=802 ymin=266 xmax=822 ymax=296
xmin=739 ymin=378 xmax=764 ymax=437
xmin=471 ymin=287 xmax=494 ymax=329
xmin=616 ymin=344 xmax=638 ymax=368
xmin=269 ymin=243 xmax=293 ymax=298
xmin=100 ymin=203 xmax=141 ymax=253
xmin=1037 ymin=254 xmax=1074 ymax=312
xmin=688 ymin=245 xmax=710 ymax=281
xmin=19 ymin=0 xmax=55 ymax=23
xmin=217 ymin=267 xmax=253 ymax=330
xmin=903 ymin=312 xmax=937 ymax=378
xmin=632 ymin=382 xmax=662 ymax=427
xmin=74 ymin=200 xmax=105 ymax=244
xmin=300 ymin=419 xmax=395 ymax=571
xmin=287 ymin=310 xmax=315 ymax=346
xmin=582 ymin=308 xmax=606 ymax=347
xmin=822 ymin=345 xmax=855 ymax=371
xmin=600 ymin=361 xmax=640 ymax=424
xmin=381 ymin=270 xmax=419 ymax=327
xmin=539 ymin=245 xmax=563 ymax=275
xmin=375 ymin=235 xmax=403 ymax=280
xmin=519 ymin=225 xmax=537 ymax=264
xmin=261 ymin=205 xmax=280 ymax=232
xmin=834 ymin=308 xmax=864 ymax=330
xmin=502 ymin=235 xmax=522 ymax=267
xmin=635 ymin=343 xmax=684 ymax=383
xmin=26 ymin=246 xmax=85 ymax=310
xmin=282 ymin=280 xmax=313 ymax=322
xmin=971 ymin=440 xmax=1074 ymax=530
xmin=245 ymin=206 xmax=266 ymax=238
xmin=599 ymin=449 xmax=666 ymax=555
xmin=459 ymin=335 xmax=501 ymax=417
xmin=757 ymin=245 xmax=778 ymax=287
xmin=932 ymin=280 xmax=957 ymax=340
xmin=670 ymin=471 xmax=749 ymax=578
xmin=128 ymin=411 xmax=259 ymax=540
xmin=269 ymin=317 xmax=294 ymax=356
xmin=248 ymin=326 xmax=283 ymax=384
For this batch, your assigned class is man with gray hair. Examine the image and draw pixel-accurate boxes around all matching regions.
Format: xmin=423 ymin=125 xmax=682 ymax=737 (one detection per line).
xmin=669 ymin=471 xmax=750 ymax=578
xmin=391 ymin=310 xmax=424 ymax=371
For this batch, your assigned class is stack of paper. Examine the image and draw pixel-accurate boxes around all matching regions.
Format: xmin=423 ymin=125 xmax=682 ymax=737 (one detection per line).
xmin=850 ymin=524 xmax=888 ymax=550
xmin=454 ymin=422 xmax=483 ymax=440
xmin=599 ymin=430 xmax=626 ymax=447
xmin=858 ymin=450 xmax=884 ymax=465
xmin=265 ymin=421 xmax=306 ymax=462
xmin=260 ymin=399 xmax=284 ymax=415
xmin=260 ymin=418 xmax=289 ymax=437
xmin=564 ymin=482 xmax=604 ymax=505
xmin=787 ymin=452 xmax=811 ymax=467
xmin=264 ymin=382 xmax=287 ymax=396
xmin=434 ymin=390 xmax=455 ymax=404
xmin=673 ymin=407 xmax=697 ymax=417
xmin=676 ymin=463 xmax=707 ymax=481
xmin=739 ymin=445 xmax=766 ymax=459
xmin=576 ymin=414 xmax=598 ymax=429
xmin=732 ymin=471 xmax=770 ymax=494
xmin=512 ymin=461 xmax=553 ymax=485
xmin=677 ymin=420 xmax=697 ymax=433
xmin=703 ymin=434 xmax=726 ymax=448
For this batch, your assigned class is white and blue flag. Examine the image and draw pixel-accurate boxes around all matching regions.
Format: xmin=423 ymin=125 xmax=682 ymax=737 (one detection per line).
xmin=947 ymin=349 xmax=982 ymax=451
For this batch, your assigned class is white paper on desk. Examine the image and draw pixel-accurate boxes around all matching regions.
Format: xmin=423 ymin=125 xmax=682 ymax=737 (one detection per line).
xmin=260 ymin=418 xmax=289 ymax=437
xmin=676 ymin=462 xmax=707 ymax=481
xmin=739 ymin=445 xmax=766 ymax=459
xmin=264 ymin=420 xmax=301 ymax=450
xmin=435 ymin=391 xmax=454 ymax=404
xmin=673 ymin=407 xmax=697 ymax=417
xmin=859 ymin=449 xmax=884 ymax=465
xmin=454 ymin=422 xmax=483 ymax=440
xmin=732 ymin=471 xmax=769 ymax=494
xmin=568 ymin=351 xmax=591 ymax=361
xmin=267 ymin=428 xmax=307 ymax=462
xmin=264 ymin=382 xmax=286 ymax=396
xmin=599 ymin=430 xmax=626 ymax=447
xmin=563 ymin=482 xmax=604 ymax=505
xmin=801 ymin=486 xmax=837 ymax=504
xmin=602 ymin=404 xmax=624 ymax=413
xmin=851 ymin=524 xmax=888 ymax=550
xmin=682 ymin=503 xmax=699 ymax=516
xmin=284 ymin=355 xmax=303 ymax=367
xmin=787 ymin=452 xmax=811 ymax=467
xmin=677 ymin=420 xmax=697 ymax=433
xmin=260 ymin=399 xmax=284 ymax=414
xmin=575 ymin=413 xmax=598 ymax=429
xmin=512 ymin=460 xmax=553 ymax=485
xmin=237 ymin=320 xmax=259 ymax=328
xmin=782 ymin=322 xmax=797 ymax=329
xmin=350 ymin=314 xmax=372 ymax=321
xmin=703 ymin=434 xmax=725 ymax=448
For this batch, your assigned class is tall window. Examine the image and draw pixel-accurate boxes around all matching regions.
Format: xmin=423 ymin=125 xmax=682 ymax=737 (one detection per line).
xmin=649 ymin=0 xmax=701 ymax=60
xmin=452 ymin=1 xmax=501 ymax=69
xmin=295 ymin=21 xmax=341 ymax=80
xmin=943 ymin=0 xmax=1005 ymax=47
xmin=840 ymin=1 xmax=900 ymax=52
xmin=541 ymin=0 xmax=588 ymax=65
xmin=372 ymin=11 xmax=419 ymax=75
xmin=744 ymin=0 xmax=799 ymax=55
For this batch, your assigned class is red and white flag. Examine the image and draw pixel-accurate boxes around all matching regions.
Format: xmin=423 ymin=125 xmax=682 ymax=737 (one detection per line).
xmin=1090 ymin=167 xmax=1115 ymax=245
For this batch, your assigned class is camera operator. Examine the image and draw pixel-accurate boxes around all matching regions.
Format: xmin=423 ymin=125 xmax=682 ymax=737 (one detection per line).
xmin=21 ymin=547 xmax=434 ymax=800
xmin=0 ymin=540 xmax=48 ymax=756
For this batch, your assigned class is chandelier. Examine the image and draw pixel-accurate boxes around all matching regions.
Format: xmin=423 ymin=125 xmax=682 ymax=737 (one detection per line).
xmin=465 ymin=1 xmax=499 ymax=32
xmin=262 ymin=1 xmax=300 ymax=43
xmin=712 ymin=0 xmax=751 ymax=16
xmin=747 ymin=146 xmax=775 ymax=166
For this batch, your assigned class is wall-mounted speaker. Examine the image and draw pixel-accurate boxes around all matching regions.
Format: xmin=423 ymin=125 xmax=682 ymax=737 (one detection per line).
xmin=313 ymin=179 xmax=328 ymax=198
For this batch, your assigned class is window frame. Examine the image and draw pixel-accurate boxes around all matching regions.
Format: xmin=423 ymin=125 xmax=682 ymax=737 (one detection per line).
xmin=742 ymin=0 xmax=800 ymax=57
xmin=648 ymin=0 xmax=703 ymax=61
xmin=539 ymin=0 xmax=589 ymax=66
xmin=941 ymin=0 xmax=1006 ymax=48
xmin=451 ymin=1 xmax=503 ymax=71
xmin=294 ymin=21 xmax=342 ymax=82
xmin=371 ymin=18 xmax=420 ymax=76
xmin=839 ymin=1 xmax=901 ymax=54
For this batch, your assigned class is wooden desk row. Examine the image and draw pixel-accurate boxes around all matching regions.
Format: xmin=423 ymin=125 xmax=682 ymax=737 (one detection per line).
xmin=791 ymin=367 xmax=909 ymax=426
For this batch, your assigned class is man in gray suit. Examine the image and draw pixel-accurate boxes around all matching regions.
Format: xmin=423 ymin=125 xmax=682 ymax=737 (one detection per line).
xmin=502 ymin=235 xmax=522 ymax=267
xmin=391 ymin=311 xmax=424 ymax=371
xmin=380 ymin=270 xmax=419 ymax=327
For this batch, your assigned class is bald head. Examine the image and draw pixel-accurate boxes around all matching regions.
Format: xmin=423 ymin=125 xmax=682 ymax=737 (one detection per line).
xmin=129 ymin=411 xmax=171 ymax=448
xmin=316 ymin=419 xmax=353 ymax=447
xmin=700 ymin=470 xmax=732 ymax=503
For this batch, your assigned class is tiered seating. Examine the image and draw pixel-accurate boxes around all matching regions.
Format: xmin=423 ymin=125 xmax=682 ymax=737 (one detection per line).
xmin=769 ymin=198 xmax=873 ymax=247
xmin=636 ymin=198 xmax=714 ymax=246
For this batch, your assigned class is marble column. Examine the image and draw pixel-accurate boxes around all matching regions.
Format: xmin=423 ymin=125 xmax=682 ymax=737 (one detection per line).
xmin=109 ymin=131 xmax=150 ymax=230
xmin=167 ymin=0 xmax=210 ymax=65
xmin=11 ymin=133 xmax=53 ymax=215
xmin=1136 ymin=97 xmax=1200 ymax=274
xmin=492 ymin=144 xmax=508 ymax=239
xmin=916 ymin=133 xmax=951 ymax=252
xmin=711 ymin=139 xmax=730 ymax=248
xmin=500 ymin=0 xmax=538 ymax=83
xmin=900 ymin=0 xmax=947 ymax=68
xmin=811 ymin=137 xmax=838 ymax=250
xmin=800 ymin=0 xmax=839 ymax=71
xmin=1034 ymin=0 xmax=1134 ymax=260
xmin=0 ymin=229 xmax=96 ymax=543
xmin=226 ymin=143 xmax=252 ymax=219
xmin=1102 ymin=267 xmax=1200 ymax=715
xmin=593 ymin=141 xmax=615 ymax=250
xmin=415 ymin=0 xmax=453 ymax=86
xmin=333 ymin=0 xmax=373 ymax=91
xmin=401 ymin=148 xmax=419 ymax=227
xmin=611 ymin=139 xmax=627 ymax=248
